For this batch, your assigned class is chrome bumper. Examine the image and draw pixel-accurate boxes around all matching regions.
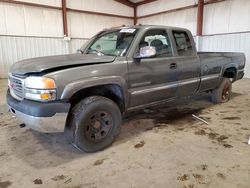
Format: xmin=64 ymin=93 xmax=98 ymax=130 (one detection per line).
xmin=9 ymin=107 xmax=67 ymax=133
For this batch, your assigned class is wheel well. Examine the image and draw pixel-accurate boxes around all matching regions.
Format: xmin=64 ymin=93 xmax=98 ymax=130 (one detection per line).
xmin=223 ymin=67 xmax=237 ymax=81
xmin=69 ymin=84 xmax=125 ymax=113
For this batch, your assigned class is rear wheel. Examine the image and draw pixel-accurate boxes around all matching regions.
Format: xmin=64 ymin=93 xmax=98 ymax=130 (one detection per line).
xmin=211 ymin=78 xmax=232 ymax=103
xmin=65 ymin=96 xmax=121 ymax=152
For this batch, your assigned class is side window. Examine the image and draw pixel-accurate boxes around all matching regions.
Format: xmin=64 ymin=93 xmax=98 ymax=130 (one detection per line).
xmin=173 ymin=30 xmax=193 ymax=56
xmin=138 ymin=29 xmax=173 ymax=57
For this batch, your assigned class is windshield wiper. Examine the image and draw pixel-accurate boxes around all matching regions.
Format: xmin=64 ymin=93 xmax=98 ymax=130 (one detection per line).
xmin=102 ymin=53 xmax=117 ymax=57
xmin=77 ymin=49 xmax=84 ymax=54
xmin=86 ymin=49 xmax=105 ymax=56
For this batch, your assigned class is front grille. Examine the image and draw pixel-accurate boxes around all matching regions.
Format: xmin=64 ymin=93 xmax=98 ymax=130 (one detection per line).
xmin=9 ymin=75 xmax=24 ymax=101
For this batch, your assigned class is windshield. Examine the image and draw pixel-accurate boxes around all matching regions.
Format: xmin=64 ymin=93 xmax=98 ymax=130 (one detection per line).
xmin=83 ymin=28 xmax=138 ymax=56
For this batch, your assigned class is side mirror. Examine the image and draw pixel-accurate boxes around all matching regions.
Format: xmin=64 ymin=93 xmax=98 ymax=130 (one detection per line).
xmin=134 ymin=46 xmax=156 ymax=59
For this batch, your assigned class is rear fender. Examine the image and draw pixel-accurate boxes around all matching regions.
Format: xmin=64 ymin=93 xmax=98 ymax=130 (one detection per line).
xmin=220 ymin=63 xmax=238 ymax=81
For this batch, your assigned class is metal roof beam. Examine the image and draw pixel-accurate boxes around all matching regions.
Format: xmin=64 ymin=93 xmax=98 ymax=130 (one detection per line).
xmin=114 ymin=0 xmax=136 ymax=8
xmin=137 ymin=0 xmax=158 ymax=6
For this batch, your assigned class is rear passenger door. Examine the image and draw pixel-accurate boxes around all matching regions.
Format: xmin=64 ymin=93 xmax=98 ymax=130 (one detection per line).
xmin=171 ymin=30 xmax=200 ymax=97
xmin=128 ymin=29 xmax=181 ymax=107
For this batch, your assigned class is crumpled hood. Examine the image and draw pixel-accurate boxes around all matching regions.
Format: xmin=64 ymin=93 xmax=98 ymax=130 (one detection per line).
xmin=10 ymin=53 xmax=116 ymax=76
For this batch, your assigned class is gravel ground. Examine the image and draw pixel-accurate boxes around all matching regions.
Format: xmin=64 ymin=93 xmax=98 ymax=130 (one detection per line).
xmin=0 ymin=79 xmax=250 ymax=188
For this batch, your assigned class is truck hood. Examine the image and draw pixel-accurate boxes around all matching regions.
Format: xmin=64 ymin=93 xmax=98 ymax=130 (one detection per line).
xmin=10 ymin=54 xmax=116 ymax=76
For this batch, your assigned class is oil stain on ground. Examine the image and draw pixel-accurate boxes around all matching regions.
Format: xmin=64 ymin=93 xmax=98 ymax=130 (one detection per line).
xmin=193 ymin=128 xmax=233 ymax=148
xmin=152 ymin=108 xmax=204 ymax=124
xmin=223 ymin=117 xmax=241 ymax=120
xmin=223 ymin=144 xmax=233 ymax=148
xmin=194 ymin=129 xmax=206 ymax=136
xmin=200 ymin=164 xmax=208 ymax=171
xmin=93 ymin=158 xmax=107 ymax=166
xmin=193 ymin=173 xmax=205 ymax=182
xmin=0 ymin=181 xmax=12 ymax=188
xmin=134 ymin=141 xmax=145 ymax=148
xmin=51 ymin=175 xmax=66 ymax=181
xmin=33 ymin=179 xmax=42 ymax=184
xmin=177 ymin=174 xmax=190 ymax=181
xmin=217 ymin=135 xmax=229 ymax=142
xmin=126 ymin=107 xmax=204 ymax=126
xmin=216 ymin=173 xmax=226 ymax=179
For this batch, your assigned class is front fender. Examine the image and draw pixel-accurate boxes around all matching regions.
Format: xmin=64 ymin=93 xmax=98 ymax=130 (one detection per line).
xmin=60 ymin=76 xmax=129 ymax=108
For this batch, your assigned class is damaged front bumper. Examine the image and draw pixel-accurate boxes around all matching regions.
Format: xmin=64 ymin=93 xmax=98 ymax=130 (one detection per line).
xmin=7 ymin=90 xmax=70 ymax=133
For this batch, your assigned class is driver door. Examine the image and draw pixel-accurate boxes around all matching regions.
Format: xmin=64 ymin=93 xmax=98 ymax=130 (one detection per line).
xmin=128 ymin=29 xmax=181 ymax=107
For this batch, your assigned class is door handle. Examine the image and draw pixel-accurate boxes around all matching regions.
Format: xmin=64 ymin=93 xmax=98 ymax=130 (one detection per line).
xmin=170 ymin=63 xmax=177 ymax=69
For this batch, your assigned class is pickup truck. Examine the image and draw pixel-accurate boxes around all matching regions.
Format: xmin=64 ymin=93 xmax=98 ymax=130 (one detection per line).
xmin=7 ymin=25 xmax=245 ymax=152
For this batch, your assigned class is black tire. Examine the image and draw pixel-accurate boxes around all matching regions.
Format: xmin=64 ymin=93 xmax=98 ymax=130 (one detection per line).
xmin=65 ymin=96 xmax=121 ymax=153
xmin=211 ymin=78 xmax=232 ymax=103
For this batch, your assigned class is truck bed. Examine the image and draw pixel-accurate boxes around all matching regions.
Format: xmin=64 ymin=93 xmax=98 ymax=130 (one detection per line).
xmin=197 ymin=51 xmax=245 ymax=92
xmin=198 ymin=51 xmax=245 ymax=66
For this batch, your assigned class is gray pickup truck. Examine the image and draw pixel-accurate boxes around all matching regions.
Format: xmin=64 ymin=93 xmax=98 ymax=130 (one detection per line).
xmin=7 ymin=25 xmax=245 ymax=152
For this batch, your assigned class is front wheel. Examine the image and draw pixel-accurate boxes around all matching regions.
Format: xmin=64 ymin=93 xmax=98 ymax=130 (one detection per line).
xmin=65 ymin=96 xmax=122 ymax=152
xmin=211 ymin=78 xmax=232 ymax=103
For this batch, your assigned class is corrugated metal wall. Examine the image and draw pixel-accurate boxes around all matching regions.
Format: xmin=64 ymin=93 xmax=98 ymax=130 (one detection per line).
xmin=67 ymin=0 xmax=133 ymax=39
xmin=0 ymin=0 xmax=133 ymax=78
xmin=138 ymin=0 xmax=250 ymax=78
xmin=199 ymin=33 xmax=250 ymax=78
xmin=138 ymin=0 xmax=198 ymax=35
xmin=203 ymin=0 xmax=250 ymax=35
xmin=138 ymin=8 xmax=197 ymax=36
xmin=0 ymin=36 xmax=69 ymax=78
xmin=0 ymin=3 xmax=63 ymax=37
xmin=67 ymin=0 xmax=133 ymax=18
xmin=137 ymin=0 xmax=197 ymax=17
xmin=200 ymin=0 xmax=250 ymax=78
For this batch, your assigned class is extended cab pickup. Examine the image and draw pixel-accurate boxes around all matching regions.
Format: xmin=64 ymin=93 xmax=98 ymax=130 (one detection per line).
xmin=7 ymin=25 xmax=245 ymax=152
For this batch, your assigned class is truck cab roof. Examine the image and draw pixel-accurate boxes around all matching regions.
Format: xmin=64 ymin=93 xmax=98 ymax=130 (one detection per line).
xmin=108 ymin=25 xmax=190 ymax=32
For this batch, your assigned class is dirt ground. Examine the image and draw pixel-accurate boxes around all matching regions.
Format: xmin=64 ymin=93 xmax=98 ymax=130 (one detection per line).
xmin=0 ymin=79 xmax=250 ymax=188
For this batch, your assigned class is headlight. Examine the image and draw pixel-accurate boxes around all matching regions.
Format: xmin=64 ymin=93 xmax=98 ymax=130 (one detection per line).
xmin=24 ymin=77 xmax=56 ymax=101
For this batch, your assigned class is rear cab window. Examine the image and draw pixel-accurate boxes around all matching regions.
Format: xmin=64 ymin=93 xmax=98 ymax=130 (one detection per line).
xmin=172 ymin=30 xmax=194 ymax=56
